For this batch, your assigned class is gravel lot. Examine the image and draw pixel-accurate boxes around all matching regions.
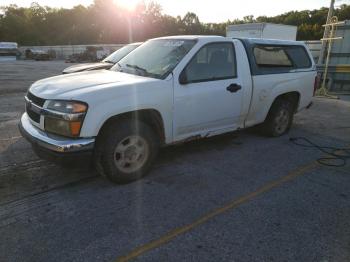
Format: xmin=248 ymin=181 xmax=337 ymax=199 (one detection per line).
xmin=0 ymin=61 xmax=349 ymax=262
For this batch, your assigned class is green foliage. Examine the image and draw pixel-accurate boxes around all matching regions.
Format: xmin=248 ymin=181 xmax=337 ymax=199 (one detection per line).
xmin=0 ymin=2 xmax=349 ymax=45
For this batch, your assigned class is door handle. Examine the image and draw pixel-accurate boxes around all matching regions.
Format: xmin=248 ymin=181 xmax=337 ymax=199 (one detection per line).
xmin=226 ymin=83 xmax=242 ymax=93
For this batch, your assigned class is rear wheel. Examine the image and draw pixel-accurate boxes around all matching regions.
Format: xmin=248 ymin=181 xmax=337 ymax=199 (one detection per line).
xmin=261 ymin=99 xmax=294 ymax=137
xmin=94 ymin=119 xmax=159 ymax=183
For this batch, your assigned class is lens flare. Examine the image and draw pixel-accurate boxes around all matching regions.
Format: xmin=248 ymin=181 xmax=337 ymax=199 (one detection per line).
xmin=113 ymin=0 xmax=140 ymax=11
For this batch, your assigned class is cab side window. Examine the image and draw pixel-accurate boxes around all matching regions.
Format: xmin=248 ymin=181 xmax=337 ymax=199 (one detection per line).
xmin=184 ymin=42 xmax=236 ymax=83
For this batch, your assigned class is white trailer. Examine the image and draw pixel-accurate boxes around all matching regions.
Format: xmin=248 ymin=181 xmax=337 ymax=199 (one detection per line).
xmin=226 ymin=23 xmax=297 ymax=40
xmin=0 ymin=42 xmax=18 ymax=61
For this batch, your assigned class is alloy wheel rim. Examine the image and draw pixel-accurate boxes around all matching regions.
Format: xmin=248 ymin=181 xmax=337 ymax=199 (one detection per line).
xmin=275 ymin=109 xmax=289 ymax=134
xmin=113 ymin=135 xmax=149 ymax=173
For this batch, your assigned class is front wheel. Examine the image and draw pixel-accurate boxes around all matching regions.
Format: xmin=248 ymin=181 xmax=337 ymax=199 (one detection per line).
xmin=261 ymin=99 xmax=294 ymax=137
xmin=95 ymin=119 xmax=159 ymax=183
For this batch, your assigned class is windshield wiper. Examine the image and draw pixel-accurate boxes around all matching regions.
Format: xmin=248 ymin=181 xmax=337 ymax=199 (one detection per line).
xmin=125 ymin=64 xmax=149 ymax=74
xmin=104 ymin=60 xmax=115 ymax=64
xmin=114 ymin=62 xmax=124 ymax=72
xmin=124 ymin=64 xmax=161 ymax=79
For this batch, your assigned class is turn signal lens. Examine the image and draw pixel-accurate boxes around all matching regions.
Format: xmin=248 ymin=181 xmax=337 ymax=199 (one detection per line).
xmin=45 ymin=117 xmax=83 ymax=137
xmin=69 ymin=121 xmax=82 ymax=136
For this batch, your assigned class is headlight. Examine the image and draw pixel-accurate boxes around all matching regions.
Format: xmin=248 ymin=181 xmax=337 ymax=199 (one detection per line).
xmin=44 ymin=100 xmax=88 ymax=137
xmin=46 ymin=100 xmax=87 ymax=114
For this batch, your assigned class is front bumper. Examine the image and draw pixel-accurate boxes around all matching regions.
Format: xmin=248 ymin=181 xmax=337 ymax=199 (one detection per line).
xmin=19 ymin=113 xmax=95 ymax=153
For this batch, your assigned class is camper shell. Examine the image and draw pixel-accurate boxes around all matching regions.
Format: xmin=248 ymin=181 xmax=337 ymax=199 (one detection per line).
xmin=233 ymin=38 xmax=315 ymax=75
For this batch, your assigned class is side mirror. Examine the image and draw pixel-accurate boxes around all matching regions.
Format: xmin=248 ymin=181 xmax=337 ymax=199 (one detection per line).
xmin=179 ymin=71 xmax=188 ymax=85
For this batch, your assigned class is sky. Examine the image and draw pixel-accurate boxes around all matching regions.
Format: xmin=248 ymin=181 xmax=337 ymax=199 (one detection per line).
xmin=1 ymin=0 xmax=348 ymax=23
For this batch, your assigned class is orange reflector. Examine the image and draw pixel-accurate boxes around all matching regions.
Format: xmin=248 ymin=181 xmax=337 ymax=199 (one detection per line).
xmin=72 ymin=103 xmax=87 ymax=113
xmin=70 ymin=121 xmax=82 ymax=136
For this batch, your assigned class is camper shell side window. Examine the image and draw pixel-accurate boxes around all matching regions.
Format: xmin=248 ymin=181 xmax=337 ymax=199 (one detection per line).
xmin=236 ymin=39 xmax=314 ymax=75
xmin=253 ymin=44 xmax=312 ymax=73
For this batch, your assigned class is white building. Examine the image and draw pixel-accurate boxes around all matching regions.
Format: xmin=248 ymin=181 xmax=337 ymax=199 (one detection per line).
xmin=226 ymin=23 xmax=297 ymax=41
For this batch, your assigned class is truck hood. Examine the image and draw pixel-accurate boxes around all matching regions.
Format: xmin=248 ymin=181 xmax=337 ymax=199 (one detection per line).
xmin=29 ymin=70 xmax=157 ymax=99
xmin=62 ymin=62 xmax=113 ymax=74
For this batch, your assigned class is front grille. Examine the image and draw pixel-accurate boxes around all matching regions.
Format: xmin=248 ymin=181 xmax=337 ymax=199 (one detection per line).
xmin=27 ymin=92 xmax=46 ymax=107
xmin=27 ymin=108 xmax=41 ymax=123
xmin=26 ymin=92 xmax=46 ymax=123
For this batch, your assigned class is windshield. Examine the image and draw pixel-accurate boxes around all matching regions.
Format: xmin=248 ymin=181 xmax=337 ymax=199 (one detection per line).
xmin=103 ymin=44 xmax=139 ymax=63
xmin=111 ymin=39 xmax=197 ymax=79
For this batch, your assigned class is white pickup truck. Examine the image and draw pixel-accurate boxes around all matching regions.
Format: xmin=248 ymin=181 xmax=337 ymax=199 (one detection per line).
xmin=20 ymin=36 xmax=316 ymax=183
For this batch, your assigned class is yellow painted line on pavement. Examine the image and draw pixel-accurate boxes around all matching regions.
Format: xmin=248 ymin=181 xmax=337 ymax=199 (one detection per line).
xmin=116 ymin=161 xmax=319 ymax=262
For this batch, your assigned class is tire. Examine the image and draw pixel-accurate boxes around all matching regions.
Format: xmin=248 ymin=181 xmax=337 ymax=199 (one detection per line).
xmin=261 ymin=99 xmax=294 ymax=137
xmin=94 ymin=119 xmax=159 ymax=183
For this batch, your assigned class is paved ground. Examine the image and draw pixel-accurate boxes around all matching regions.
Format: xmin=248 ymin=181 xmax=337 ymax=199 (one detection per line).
xmin=0 ymin=61 xmax=349 ymax=262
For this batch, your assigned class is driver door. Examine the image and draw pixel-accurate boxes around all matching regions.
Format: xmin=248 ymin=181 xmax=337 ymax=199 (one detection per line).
xmin=173 ymin=41 xmax=244 ymax=141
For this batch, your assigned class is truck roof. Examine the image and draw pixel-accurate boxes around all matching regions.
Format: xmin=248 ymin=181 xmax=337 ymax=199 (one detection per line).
xmin=153 ymin=35 xmax=225 ymax=41
xmin=152 ymin=35 xmax=305 ymax=46
xmin=233 ymin=37 xmax=307 ymax=46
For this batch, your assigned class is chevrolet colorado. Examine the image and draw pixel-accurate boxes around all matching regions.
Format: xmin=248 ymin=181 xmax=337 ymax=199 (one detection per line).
xmin=20 ymin=36 xmax=316 ymax=183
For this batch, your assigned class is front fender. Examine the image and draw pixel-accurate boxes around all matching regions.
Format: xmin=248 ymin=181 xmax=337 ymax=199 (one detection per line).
xmin=79 ymin=82 xmax=173 ymax=143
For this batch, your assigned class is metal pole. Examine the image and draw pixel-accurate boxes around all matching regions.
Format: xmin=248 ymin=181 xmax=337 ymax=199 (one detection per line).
xmin=321 ymin=21 xmax=335 ymax=93
xmin=318 ymin=0 xmax=335 ymax=65
xmin=316 ymin=16 xmax=341 ymax=99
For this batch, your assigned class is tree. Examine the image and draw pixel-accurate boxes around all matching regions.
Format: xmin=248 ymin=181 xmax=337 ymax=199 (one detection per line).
xmin=243 ymin=15 xmax=254 ymax=23
xmin=0 ymin=2 xmax=349 ymax=44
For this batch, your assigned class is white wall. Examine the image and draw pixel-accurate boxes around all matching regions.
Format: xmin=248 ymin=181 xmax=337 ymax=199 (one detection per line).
xmin=18 ymin=44 xmax=125 ymax=60
xmin=262 ymin=24 xmax=297 ymax=40
xmin=226 ymin=23 xmax=297 ymax=40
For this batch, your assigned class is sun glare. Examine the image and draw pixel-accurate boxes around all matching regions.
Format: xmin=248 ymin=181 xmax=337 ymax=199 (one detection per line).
xmin=113 ymin=0 xmax=141 ymax=11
